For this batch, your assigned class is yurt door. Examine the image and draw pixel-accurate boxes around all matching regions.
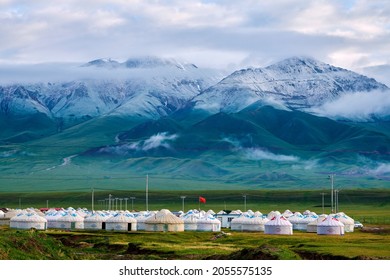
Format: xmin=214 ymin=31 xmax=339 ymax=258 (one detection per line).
xmin=102 ymin=222 xmax=106 ymax=230
xmin=128 ymin=223 xmax=132 ymax=231
xmin=71 ymin=222 xmax=76 ymax=230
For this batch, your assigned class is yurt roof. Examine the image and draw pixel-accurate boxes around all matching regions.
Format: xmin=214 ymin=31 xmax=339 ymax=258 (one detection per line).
xmin=254 ymin=211 xmax=263 ymax=217
xmin=145 ymin=209 xmax=184 ymax=224
xmin=317 ymin=216 xmax=344 ymax=226
xmin=84 ymin=212 xmax=109 ymax=222
xmin=265 ymin=215 xmax=292 ymax=226
xmin=11 ymin=213 xmax=47 ymax=222
xmin=106 ymin=213 xmax=137 ymax=223
xmin=197 ymin=215 xmax=221 ymax=224
xmin=239 ymin=216 xmax=269 ymax=225
xmin=57 ymin=212 xmax=84 ymax=222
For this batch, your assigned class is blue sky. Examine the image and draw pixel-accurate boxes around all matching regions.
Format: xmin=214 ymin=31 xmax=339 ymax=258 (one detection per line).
xmin=0 ymin=0 xmax=389 ymax=73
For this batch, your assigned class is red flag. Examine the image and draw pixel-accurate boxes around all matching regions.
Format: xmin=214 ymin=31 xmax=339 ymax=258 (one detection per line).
xmin=199 ymin=196 xmax=206 ymax=203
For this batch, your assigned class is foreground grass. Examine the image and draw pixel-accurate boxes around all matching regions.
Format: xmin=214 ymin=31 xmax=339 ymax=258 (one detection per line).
xmin=1 ymin=226 xmax=389 ymax=260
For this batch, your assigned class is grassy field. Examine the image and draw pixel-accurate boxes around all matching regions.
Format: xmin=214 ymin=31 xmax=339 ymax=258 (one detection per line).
xmin=1 ymin=189 xmax=389 ymax=223
xmin=1 ymin=189 xmax=388 ymax=260
xmin=1 ymin=225 xmax=389 ymax=260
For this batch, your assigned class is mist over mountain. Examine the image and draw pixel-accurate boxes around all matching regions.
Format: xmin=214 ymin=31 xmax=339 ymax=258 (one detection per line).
xmin=0 ymin=56 xmax=389 ymax=190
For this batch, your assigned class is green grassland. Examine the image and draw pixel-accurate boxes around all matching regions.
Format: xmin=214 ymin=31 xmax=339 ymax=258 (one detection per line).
xmin=1 ymin=189 xmax=389 ymax=224
xmin=0 ymin=189 xmax=389 ymax=260
xmin=1 ymin=225 xmax=389 ymax=260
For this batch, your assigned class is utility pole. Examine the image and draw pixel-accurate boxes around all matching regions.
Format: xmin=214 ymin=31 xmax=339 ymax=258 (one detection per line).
xmin=180 ymin=196 xmax=186 ymax=212
xmin=334 ymin=190 xmax=340 ymax=213
xmin=243 ymin=195 xmax=247 ymax=212
xmin=130 ymin=197 xmax=135 ymax=211
xmin=91 ymin=187 xmax=94 ymax=212
xmin=124 ymin=198 xmax=129 ymax=211
xmin=115 ymin=198 xmax=119 ymax=211
xmin=119 ymin=198 xmax=123 ymax=210
xmin=320 ymin=192 xmax=326 ymax=214
xmin=329 ymin=174 xmax=335 ymax=213
xmin=146 ymin=174 xmax=149 ymax=211
xmin=46 ymin=200 xmax=49 ymax=209
xmin=108 ymin=194 xmax=112 ymax=210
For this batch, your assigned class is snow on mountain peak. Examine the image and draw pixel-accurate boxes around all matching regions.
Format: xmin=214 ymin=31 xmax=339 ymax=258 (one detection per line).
xmin=193 ymin=57 xmax=389 ymax=114
xmin=82 ymin=56 xmax=198 ymax=71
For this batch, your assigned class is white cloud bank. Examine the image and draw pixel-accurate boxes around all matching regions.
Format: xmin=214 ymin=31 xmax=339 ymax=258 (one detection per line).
xmin=311 ymin=90 xmax=390 ymax=121
xmin=99 ymin=132 xmax=178 ymax=155
xmin=244 ymin=148 xmax=299 ymax=162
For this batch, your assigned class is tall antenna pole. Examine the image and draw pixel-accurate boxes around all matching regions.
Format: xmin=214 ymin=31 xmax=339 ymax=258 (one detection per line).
xmin=146 ymin=174 xmax=149 ymax=211
xmin=329 ymin=174 xmax=334 ymax=213
xmin=91 ymin=187 xmax=94 ymax=212
xmin=321 ymin=192 xmax=325 ymax=214
xmin=180 ymin=196 xmax=186 ymax=212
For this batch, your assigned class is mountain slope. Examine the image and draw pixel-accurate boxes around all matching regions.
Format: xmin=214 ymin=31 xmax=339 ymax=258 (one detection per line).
xmin=193 ymin=57 xmax=389 ymax=114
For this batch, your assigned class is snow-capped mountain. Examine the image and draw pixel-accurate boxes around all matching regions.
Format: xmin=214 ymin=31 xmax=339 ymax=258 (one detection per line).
xmin=193 ymin=57 xmax=389 ymax=113
xmin=0 ymin=57 xmax=223 ymax=131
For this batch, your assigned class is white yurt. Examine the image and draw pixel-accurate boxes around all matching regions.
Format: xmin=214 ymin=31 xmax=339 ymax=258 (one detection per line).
xmin=181 ymin=211 xmax=199 ymax=231
xmin=45 ymin=211 xmax=63 ymax=229
xmin=196 ymin=214 xmax=221 ymax=232
xmin=134 ymin=211 xmax=153 ymax=231
xmin=83 ymin=212 xmax=109 ymax=230
xmin=282 ymin=209 xmax=293 ymax=218
xmin=145 ymin=209 xmax=184 ymax=232
xmin=56 ymin=212 xmax=84 ymax=230
xmin=317 ymin=216 xmax=344 ymax=235
xmin=0 ymin=210 xmax=5 ymax=218
xmin=267 ymin=210 xmax=281 ymax=220
xmin=334 ymin=213 xmax=354 ymax=232
xmin=5 ymin=209 xmax=22 ymax=219
xmin=254 ymin=211 xmax=263 ymax=217
xmin=307 ymin=215 xmax=328 ymax=233
xmin=231 ymin=216 xmax=269 ymax=232
xmin=230 ymin=215 xmax=248 ymax=231
xmin=10 ymin=212 xmax=47 ymax=230
xmin=296 ymin=214 xmax=319 ymax=231
xmin=264 ymin=215 xmax=293 ymax=235
xmin=105 ymin=213 xmax=137 ymax=232
xmin=287 ymin=213 xmax=304 ymax=230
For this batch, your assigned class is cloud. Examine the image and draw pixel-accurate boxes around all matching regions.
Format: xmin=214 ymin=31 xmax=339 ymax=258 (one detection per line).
xmin=310 ymin=90 xmax=390 ymax=121
xmin=0 ymin=0 xmax=389 ymax=75
xmin=142 ymin=132 xmax=178 ymax=150
xmin=244 ymin=148 xmax=299 ymax=162
xmin=98 ymin=132 xmax=178 ymax=155
xmin=370 ymin=163 xmax=390 ymax=176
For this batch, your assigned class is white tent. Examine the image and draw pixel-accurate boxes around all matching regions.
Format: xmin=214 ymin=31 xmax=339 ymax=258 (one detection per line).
xmin=282 ymin=209 xmax=293 ymax=218
xmin=56 ymin=212 xmax=84 ymax=230
xmin=317 ymin=216 xmax=344 ymax=235
xmin=334 ymin=213 xmax=354 ymax=232
xmin=287 ymin=213 xmax=304 ymax=230
xmin=296 ymin=214 xmax=319 ymax=231
xmin=196 ymin=214 xmax=221 ymax=232
xmin=181 ymin=210 xmax=199 ymax=231
xmin=84 ymin=212 xmax=109 ymax=230
xmin=105 ymin=212 xmax=137 ymax=231
xmin=267 ymin=210 xmax=281 ymax=220
xmin=134 ymin=211 xmax=153 ymax=231
xmin=10 ymin=212 xmax=47 ymax=230
xmin=0 ymin=210 xmax=5 ymax=218
xmin=264 ymin=215 xmax=293 ymax=235
xmin=45 ymin=210 xmax=66 ymax=229
xmin=307 ymin=215 xmax=328 ymax=233
xmin=231 ymin=215 xmax=269 ymax=232
xmin=145 ymin=209 xmax=184 ymax=232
